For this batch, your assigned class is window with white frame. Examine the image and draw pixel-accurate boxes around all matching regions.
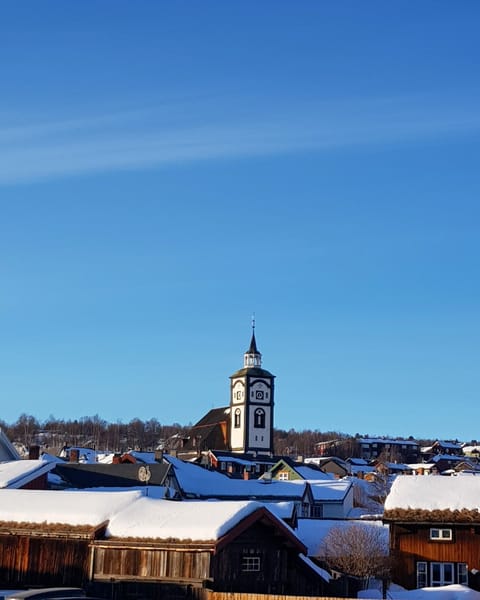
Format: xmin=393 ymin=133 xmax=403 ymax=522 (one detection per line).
xmin=431 ymin=562 xmax=454 ymax=586
xmin=416 ymin=562 xmax=427 ymax=588
xmin=430 ymin=528 xmax=453 ymax=541
xmin=278 ymin=471 xmax=289 ymax=481
xmin=458 ymin=563 xmax=468 ymax=585
xmin=241 ymin=555 xmax=261 ymax=572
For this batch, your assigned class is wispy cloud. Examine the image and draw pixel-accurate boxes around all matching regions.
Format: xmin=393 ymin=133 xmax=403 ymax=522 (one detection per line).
xmin=0 ymin=93 xmax=479 ymax=184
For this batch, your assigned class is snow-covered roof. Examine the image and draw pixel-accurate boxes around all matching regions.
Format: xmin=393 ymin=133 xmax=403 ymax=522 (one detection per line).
xmin=347 ymin=458 xmax=370 ymax=466
xmin=106 ymin=498 xmax=266 ymax=540
xmin=380 ymin=462 xmax=413 ymax=471
xmin=298 ymin=553 xmax=330 ymax=582
xmin=0 ymin=429 xmax=20 ymax=461
xmin=385 ymin=475 xmax=480 ymax=512
xmin=350 ymin=464 xmax=376 ymax=474
xmin=58 ymin=447 xmax=99 ymax=463
xmin=262 ymin=501 xmax=295 ymax=520
xmin=296 ymin=518 xmax=388 ymax=558
xmin=407 ymin=463 xmax=434 ymax=471
xmin=164 ymin=454 xmax=308 ymax=499
xmin=436 ymin=441 xmax=464 ymax=449
xmin=307 ymin=480 xmax=352 ymax=502
xmin=359 ymin=438 xmax=419 ymax=446
xmin=295 ymin=466 xmax=333 ymax=480
xmin=0 ymin=489 xmax=142 ymax=526
xmin=431 ymin=454 xmax=467 ymax=464
xmin=213 ymin=455 xmax=257 ymax=467
xmin=0 ymin=489 xmax=293 ymax=543
xmin=0 ymin=460 xmax=56 ymax=489
xmin=462 ymin=446 xmax=480 ymax=455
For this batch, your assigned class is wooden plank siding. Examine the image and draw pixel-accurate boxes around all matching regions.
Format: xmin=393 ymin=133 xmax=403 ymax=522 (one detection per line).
xmin=390 ymin=522 xmax=480 ymax=589
xmin=212 ymin=523 xmax=324 ymax=596
xmin=0 ymin=535 xmax=90 ymax=588
xmin=92 ymin=542 xmax=213 ymax=583
xmin=0 ymin=514 xmax=327 ymax=598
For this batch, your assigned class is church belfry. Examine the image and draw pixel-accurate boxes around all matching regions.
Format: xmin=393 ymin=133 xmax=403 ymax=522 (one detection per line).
xmin=229 ymin=323 xmax=275 ymax=455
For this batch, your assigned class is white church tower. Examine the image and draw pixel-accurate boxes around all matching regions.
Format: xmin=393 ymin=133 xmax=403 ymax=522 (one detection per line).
xmin=229 ymin=322 xmax=275 ymax=455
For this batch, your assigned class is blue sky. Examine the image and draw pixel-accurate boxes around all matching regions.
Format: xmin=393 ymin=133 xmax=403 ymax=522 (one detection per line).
xmin=1 ymin=2 xmax=479 ymax=441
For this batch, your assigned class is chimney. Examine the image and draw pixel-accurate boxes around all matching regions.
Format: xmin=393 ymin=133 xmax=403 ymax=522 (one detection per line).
xmin=70 ymin=449 xmax=79 ymax=463
xmin=243 ymin=469 xmax=249 ymax=480
xmin=155 ymin=449 xmax=164 ymax=462
xmin=29 ymin=445 xmax=40 ymax=460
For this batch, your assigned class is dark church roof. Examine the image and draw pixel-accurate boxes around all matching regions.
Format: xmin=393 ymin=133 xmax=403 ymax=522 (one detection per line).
xmin=229 ymin=366 xmax=275 ymax=379
xmin=179 ymin=407 xmax=230 ymax=454
xmin=247 ymin=331 xmax=259 ymax=354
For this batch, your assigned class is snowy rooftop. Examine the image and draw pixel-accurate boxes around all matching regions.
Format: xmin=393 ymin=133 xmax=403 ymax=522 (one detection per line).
xmin=0 ymin=489 xmax=286 ymax=542
xmin=307 ymin=479 xmax=352 ymax=501
xmin=295 ymin=465 xmax=334 ymax=480
xmin=164 ymin=454 xmax=308 ymax=498
xmin=0 ymin=489 xmax=141 ymax=526
xmin=0 ymin=460 xmax=55 ymax=489
xmin=359 ymin=438 xmax=419 ymax=446
xmin=385 ymin=475 xmax=480 ymax=511
xmin=107 ymin=497 xmax=266 ymax=540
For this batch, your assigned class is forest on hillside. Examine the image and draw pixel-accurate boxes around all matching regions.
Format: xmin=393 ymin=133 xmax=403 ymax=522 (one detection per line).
xmin=0 ymin=413 xmax=433 ymax=459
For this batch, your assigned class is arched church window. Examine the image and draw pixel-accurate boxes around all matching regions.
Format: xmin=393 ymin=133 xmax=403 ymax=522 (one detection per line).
xmin=254 ymin=408 xmax=265 ymax=429
xmin=234 ymin=408 xmax=241 ymax=428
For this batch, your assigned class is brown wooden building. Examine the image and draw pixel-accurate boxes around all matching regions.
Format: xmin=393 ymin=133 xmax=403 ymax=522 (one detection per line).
xmin=91 ymin=507 xmax=326 ymax=597
xmin=385 ymin=515 xmax=480 ymax=590
xmin=384 ymin=475 xmax=480 ymax=591
xmin=0 ymin=492 xmax=328 ymax=599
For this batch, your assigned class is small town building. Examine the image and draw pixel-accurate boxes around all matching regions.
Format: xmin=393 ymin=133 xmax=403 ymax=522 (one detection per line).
xmin=384 ymin=475 xmax=480 ymax=590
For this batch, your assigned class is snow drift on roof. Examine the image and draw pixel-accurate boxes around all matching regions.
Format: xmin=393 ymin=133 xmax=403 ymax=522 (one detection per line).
xmin=385 ymin=475 xmax=480 ymax=511
xmin=0 ymin=460 xmax=55 ymax=489
xmin=0 ymin=489 xmax=142 ymax=526
xmin=106 ymin=498 xmax=265 ymax=540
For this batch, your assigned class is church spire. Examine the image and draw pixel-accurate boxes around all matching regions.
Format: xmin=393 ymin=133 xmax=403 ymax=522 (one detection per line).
xmin=244 ymin=315 xmax=262 ymax=368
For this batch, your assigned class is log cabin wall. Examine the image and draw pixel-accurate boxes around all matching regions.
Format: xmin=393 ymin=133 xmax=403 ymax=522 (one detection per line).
xmin=390 ymin=522 xmax=480 ymax=589
xmin=0 ymin=534 xmax=90 ymax=588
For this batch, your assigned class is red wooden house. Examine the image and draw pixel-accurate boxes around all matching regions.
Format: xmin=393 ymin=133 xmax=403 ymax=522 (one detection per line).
xmin=384 ymin=475 xmax=480 ymax=590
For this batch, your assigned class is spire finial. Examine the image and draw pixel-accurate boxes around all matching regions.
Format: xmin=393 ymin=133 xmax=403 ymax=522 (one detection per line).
xmin=245 ymin=314 xmax=261 ymax=367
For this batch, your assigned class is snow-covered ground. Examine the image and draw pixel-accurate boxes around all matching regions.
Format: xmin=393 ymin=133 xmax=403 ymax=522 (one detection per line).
xmin=360 ymin=584 xmax=480 ymax=600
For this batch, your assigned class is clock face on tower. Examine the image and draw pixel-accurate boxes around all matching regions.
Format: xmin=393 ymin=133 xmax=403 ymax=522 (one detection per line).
xmin=255 ymin=390 xmax=264 ymax=400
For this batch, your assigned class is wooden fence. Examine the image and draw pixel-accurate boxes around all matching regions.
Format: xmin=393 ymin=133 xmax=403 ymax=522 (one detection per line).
xmin=203 ymin=591 xmax=377 ymax=600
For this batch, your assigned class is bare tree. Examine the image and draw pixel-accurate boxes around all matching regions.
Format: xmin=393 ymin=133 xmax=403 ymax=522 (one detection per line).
xmin=321 ymin=523 xmax=390 ymax=589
